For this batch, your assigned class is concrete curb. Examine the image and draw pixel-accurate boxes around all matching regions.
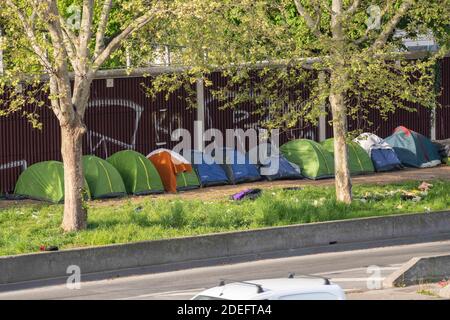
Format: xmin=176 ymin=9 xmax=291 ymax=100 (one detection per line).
xmin=1 ymin=210 xmax=450 ymax=285
xmin=439 ymin=285 xmax=450 ymax=299
xmin=383 ymin=254 xmax=450 ymax=288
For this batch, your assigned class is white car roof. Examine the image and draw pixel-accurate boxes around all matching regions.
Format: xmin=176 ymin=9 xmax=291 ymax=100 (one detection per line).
xmin=193 ymin=277 xmax=345 ymax=300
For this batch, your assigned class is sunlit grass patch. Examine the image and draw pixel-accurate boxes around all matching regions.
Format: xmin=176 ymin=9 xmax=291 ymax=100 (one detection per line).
xmin=0 ymin=179 xmax=448 ymax=256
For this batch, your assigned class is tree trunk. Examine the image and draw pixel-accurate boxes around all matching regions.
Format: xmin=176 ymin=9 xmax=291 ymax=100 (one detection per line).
xmin=329 ymin=75 xmax=352 ymax=204
xmin=328 ymin=0 xmax=351 ymax=203
xmin=61 ymin=122 xmax=88 ymax=232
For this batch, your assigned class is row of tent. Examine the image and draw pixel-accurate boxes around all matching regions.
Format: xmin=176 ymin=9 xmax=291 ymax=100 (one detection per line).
xmin=12 ymin=126 xmax=447 ymax=203
xmin=14 ymin=150 xmax=200 ymax=203
xmin=280 ymin=126 xmax=444 ymax=176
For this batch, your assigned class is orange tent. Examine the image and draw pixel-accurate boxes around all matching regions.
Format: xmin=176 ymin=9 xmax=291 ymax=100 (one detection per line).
xmin=147 ymin=149 xmax=198 ymax=193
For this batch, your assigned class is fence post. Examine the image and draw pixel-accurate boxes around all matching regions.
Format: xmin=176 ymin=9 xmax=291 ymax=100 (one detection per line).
xmin=195 ymin=78 xmax=205 ymax=151
xmin=319 ymin=112 xmax=327 ymax=142
xmin=318 ymin=72 xmax=327 ymax=141
xmin=125 ymin=47 xmax=131 ymax=69
xmin=165 ymin=45 xmax=171 ymax=66
xmin=430 ymin=107 xmax=437 ymax=140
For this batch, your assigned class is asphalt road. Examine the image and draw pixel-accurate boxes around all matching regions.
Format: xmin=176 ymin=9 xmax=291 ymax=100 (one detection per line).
xmin=0 ymin=237 xmax=449 ymax=300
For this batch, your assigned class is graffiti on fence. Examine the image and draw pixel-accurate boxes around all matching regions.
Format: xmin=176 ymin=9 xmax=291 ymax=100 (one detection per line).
xmin=152 ymin=109 xmax=185 ymax=147
xmin=0 ymin=160 xmax=27 ymax=172
xmin=204 ymin=91 xmax=317 ymax=143
xmin=86 ymin=99 xmax=144 ymax=158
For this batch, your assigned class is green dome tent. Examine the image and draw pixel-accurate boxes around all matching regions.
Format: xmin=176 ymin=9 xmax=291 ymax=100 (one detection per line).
xmin=385 ymin=126 xmax=441 ymax=168
xmin=82 ymin=155 xmax=127 ymax=199
xmin=14 ymin=161 xmax=90 ymax=203
xmin=107 ymin=150 xmax=164 ymax=195
xmin=176 ymin=170 xmax=201 ymax=190
xmin=280 ymin=139 xmax=334 ymax=180
xmin=321 ymin=138 xmax=375 ymax=175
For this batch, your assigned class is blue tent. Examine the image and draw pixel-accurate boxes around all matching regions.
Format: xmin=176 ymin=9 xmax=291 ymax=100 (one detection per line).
xmin=220 ymin=148 xmax=262 ymax=184
xmin=248 ymin=145 xmax=302 ymax=181
xmin=190 ymin=150 xmax=230 ymax=187
xmin=370 ymin=149 xmax=403 ymax=172
xmin=354 ymin=133 xmax=402 ymax=172
xmin=258 ymin=154 xmax=302 ymax=181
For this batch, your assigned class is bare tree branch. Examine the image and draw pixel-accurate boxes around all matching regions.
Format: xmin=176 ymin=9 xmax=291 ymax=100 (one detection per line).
xmin=293 ymin=0 xmax=322 ymax=37
xmin=59 ymin=15 xmax=79 ymax=47
xmin=331 ymin=0 xmax=344 ymax=41
xmin=60 ymin=26 xmax=79 ymax=72
xmin=345 ymin=0 xmax=360 ymax=15
xmin=372 ymin=0 xmax=414 ymax=51
xmin=41 ymin=0 xmax=75 ymax=124
xmin=72 ymin=0 xmax=95 ymax=116
xmin=94 ymin=0 xmax=113 ymax=59
xmin=92 ymin=7 xmax=168 ymax=71
xmin=78 ymin=0 xmax=94 ymax=71
xmin=354 ymin=0 xmax=394 ymax=45
xmin=55 ymin=8 xmax=79 ymax=69
xmin=48 ymin=74 xmax=63 ymax=120
xmin=5 ymin=0 xmax=53 ymax=72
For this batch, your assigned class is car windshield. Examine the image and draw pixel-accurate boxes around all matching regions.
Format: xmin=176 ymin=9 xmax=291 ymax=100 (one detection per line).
xmin=193 ymin=295 xmax=228 ymax=300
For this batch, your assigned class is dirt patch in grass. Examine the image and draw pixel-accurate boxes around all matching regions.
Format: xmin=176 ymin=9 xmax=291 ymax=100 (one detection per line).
xmin=1 ymin=166 xmax=448 ymax=210
xmin=89 ymin=166 xmax=450 ymax=208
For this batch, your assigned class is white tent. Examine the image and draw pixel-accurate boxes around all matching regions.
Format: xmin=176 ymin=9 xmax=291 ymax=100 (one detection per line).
xmin=147 ymin=148 xmax=190 ymax=165
xmin=354 ymin=133 xmax=393 ymax=155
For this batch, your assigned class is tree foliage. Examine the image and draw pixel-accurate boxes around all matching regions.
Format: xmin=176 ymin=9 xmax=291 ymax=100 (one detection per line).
xmin=0 ymin=0 xmax=178 ymax=231
xmin=1 ymin=0 xmax=449 ymax=221
xmin=150 ymin=0 xmax=449 ymax=134
xmin=146 ymin=0 xmax=450 ymax=203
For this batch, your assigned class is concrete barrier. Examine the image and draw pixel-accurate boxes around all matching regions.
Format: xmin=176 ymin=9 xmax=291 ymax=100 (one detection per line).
xmin=383 ymin=254 xmax=450 ymax=287
xmin=439 ymin=285 xmax=450 ymax=298
xmin=1 ymin=210 xmax=450 ymax=285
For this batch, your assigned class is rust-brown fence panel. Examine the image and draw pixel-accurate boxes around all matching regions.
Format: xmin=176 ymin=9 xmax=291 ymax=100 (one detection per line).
xmin=1 ymin=60 xmax=449 ymax=194
xmin=437 ymin=57 xmax=450 ymax=140
xmin=325 ymin=102 xmax=432 ymax=139
xmin=0 ymin=76 xmax=195 ymax=194
xmin=85 ymin=77 xmax=195 ymax=159
xmin=204 ymin=71 xmax=319 ymax=147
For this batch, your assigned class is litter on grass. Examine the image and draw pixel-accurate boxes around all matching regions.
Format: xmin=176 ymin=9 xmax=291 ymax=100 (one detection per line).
xmin=231 ymin=189 xmax=262 ymax=201
xmin=418 ymin=182 xmax=433 ymax=192
xmin=282 ymin=187 xmax=303 ymax=191
xmin=356 ymin=181 xmax=433 ymax=203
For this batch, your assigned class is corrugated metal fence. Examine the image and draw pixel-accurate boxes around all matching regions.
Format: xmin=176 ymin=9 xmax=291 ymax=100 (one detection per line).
xmin=204 ymin=71 xmax=319 ymax=145
xmin=0 ymin=77 xmax=195 ymax=194
xmin=437 ymin=57 xmax=450 ymax=140
xmin=1 ymin=58 xmax=449 ymax=194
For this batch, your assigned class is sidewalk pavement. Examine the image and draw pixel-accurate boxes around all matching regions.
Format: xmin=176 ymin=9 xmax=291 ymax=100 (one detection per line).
xmin=348 ymin=283 xmax=447 ymax=300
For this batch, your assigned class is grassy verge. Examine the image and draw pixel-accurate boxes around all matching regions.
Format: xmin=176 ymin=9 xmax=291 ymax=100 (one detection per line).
xmin=0 ymin=179 xmax=449 ymax=256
